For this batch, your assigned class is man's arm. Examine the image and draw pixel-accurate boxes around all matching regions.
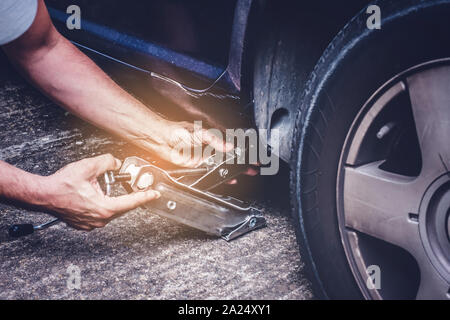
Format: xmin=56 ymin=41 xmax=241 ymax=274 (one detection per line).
xmin=0 ymin=161 xmax=48 ymax=207
xmin=2 ymin=0 xmax=229 ymax=167
xmin=0 ymin=155 xmax=160 ymax=230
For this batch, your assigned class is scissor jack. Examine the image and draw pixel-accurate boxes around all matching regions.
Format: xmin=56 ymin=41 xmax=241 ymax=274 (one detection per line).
xmin=9 ymin=152 xmax=266 ymax=241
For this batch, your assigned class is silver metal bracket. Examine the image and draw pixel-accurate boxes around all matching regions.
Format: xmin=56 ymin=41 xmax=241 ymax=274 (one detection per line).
xmin=117 ymin=157 xmax=266 ymax=241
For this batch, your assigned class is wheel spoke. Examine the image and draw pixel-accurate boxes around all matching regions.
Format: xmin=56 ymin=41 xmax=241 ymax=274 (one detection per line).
xmin=407 ymin=66 xmax=450 ymax=177
xmin=343 ymin=161 xmax=422 ymax=253
xmin=415 ymin=249 xmax=450 ymax=300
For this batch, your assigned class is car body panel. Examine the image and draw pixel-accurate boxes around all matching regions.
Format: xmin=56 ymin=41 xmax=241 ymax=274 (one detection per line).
xmin=45 ymin=0 xmax=370 ymax=162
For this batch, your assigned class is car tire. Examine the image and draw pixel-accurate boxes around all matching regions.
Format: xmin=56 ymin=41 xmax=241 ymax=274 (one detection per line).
xmin=290 ymin=0 xmax=450 ymax=299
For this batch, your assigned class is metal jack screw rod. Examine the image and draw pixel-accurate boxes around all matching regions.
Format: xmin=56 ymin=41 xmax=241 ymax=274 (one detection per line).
xmin=104 ymin=171 xmax=132 ymax=196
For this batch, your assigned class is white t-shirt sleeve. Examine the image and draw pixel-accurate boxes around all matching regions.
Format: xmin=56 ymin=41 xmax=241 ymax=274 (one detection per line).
xmin=0 ymin=0 xmax=38 ymax=45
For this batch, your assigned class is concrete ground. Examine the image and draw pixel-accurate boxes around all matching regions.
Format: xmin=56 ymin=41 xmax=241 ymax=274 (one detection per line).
xmin=0 ymin=56 xmax=312 ymax=300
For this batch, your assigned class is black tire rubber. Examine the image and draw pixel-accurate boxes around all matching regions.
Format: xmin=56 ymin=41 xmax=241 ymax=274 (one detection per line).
xmin=251 ymin=1 xmax=365 ymax=161
xmin=290 ymin=0 xmax=450 ymax=299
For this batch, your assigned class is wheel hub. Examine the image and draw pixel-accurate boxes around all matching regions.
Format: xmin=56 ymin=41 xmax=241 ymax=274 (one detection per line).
xmin=419 ymin=174 xmax=450 ymax=280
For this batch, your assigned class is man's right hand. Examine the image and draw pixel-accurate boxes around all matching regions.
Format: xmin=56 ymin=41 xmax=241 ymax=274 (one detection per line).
xmin=41 ymin=154 xmax=160 ymax=231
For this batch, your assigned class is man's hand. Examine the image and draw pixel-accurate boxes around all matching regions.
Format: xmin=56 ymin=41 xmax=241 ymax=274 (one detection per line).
xmin=42 ymin=154 xmax=160 ymax=231
xmin=148 ymin=121 xmax=233 ymax=168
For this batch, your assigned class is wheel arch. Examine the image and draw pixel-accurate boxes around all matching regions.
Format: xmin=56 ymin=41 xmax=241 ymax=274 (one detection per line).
xmin=237 ymin=0 xmax=371 ymax=162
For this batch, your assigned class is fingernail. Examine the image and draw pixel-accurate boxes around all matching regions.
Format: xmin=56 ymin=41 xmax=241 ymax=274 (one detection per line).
xmin=153 ymin=191 xmax=161 ymax=199
xmin=115 ymin=159 xmax=122 ymax=169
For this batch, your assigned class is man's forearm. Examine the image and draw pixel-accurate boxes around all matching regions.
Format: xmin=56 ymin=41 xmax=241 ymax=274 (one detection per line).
xmin=2 ymin=0 xmax=226 ymax=169
xmin=9 ymin=35 xmax=169 ymax=150
xmin=2 ymin=1 xmax=169 ymax=152
xmin=0 ymin=161 xmax=47 ymax=206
